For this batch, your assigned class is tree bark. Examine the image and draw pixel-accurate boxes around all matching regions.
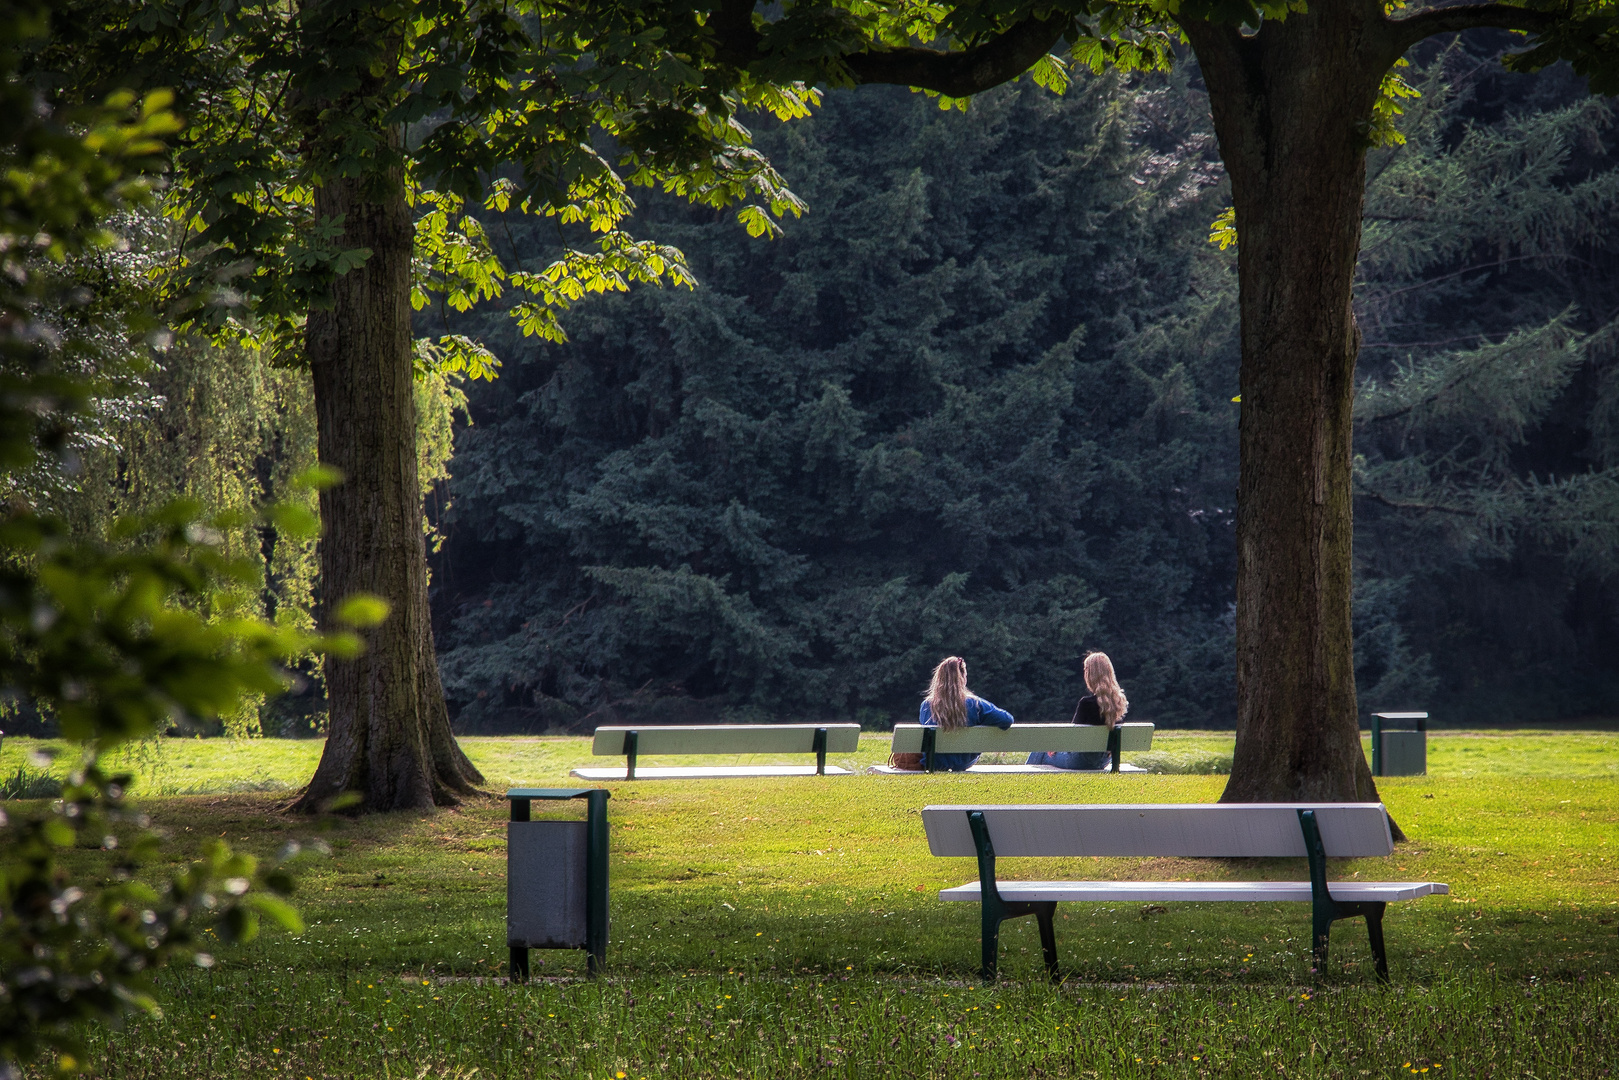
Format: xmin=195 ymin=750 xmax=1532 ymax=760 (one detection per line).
xmin=288 ymin=69 xmax=483 ymax=813
xmin=1181 ymin=7 xmax=1397 ymax=808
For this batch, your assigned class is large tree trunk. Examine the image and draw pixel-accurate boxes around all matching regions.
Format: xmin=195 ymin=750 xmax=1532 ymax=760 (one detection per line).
xmin=1183 ymin=8 xmax=1393 ymax=808
xmin=289 ymin=126 xmax=484 ymax=813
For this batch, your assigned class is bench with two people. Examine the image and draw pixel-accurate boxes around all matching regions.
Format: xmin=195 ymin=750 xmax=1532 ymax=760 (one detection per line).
xmin=569 ymin=651 xmax=1151 ymax=780
xmin=923 ymin=801 xmax=1449 ymax=982
xmin=876 ymin=653 xmax=1152 ymax=774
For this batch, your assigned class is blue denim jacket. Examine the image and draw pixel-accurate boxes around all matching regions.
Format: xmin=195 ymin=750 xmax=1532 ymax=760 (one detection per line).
xmin=917 ymin=697 xmax=1014 ymax=772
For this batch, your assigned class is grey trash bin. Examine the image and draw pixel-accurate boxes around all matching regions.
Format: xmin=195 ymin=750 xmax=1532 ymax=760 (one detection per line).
xmin=1369 ymin=713 xmax=1427 ymax=777
xmin=507 ymin=787 xmax=609 ymax=981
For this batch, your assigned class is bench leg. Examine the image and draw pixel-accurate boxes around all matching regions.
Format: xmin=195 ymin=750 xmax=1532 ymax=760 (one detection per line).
xmin=510 ymin=947 xmax=529 ymax=984
xmin=1299 ymin=811 xmax=1394 ymax=984
xmin=1311 ymin=905 xmax=1334 ymax=974
xmin=1034 ymin=902 xmax=1060 ymax=981
xmin=1365 ymin=902 xmax=1389 ymax=984
xmin=965 ymin=810 xmax=1062 ymax=983
xmin=980 ymin=901 xmax=1002 ymax=982
xmin=1311 ymin=901 xmax=1391 ymax=982
xmin=981 ymin=900 xmax=1061 ymax=983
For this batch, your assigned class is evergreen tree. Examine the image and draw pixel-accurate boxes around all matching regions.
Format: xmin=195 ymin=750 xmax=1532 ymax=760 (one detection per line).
xmin=1350 ymin=42 xmax=1619 ymax=720
xmin=435 ymin=75 xmax=1242 ymax=727
xmin=436 ymin=48 xmax=1619 ymax=732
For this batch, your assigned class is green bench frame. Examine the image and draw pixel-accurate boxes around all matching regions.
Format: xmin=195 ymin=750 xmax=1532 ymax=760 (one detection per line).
xmin=922 ymin=802 xmax=1448 ymax=982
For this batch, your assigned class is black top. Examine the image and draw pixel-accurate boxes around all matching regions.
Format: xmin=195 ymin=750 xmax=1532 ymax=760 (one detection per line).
xmin=1071 ymin=694 xmax=1103 ymax=726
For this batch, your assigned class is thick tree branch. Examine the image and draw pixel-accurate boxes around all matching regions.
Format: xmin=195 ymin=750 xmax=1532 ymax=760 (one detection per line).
xmin=1173 ymin=13 xmax=1247 ymax=72
xmin=1385 ymin=2 xmax=1561 ymax=52
xmin=708 ymin=5 xmax=1067 ymax=96
xmin=841 ymin=14 xmax=1068 ymax=96
xmin=1355 ymin=488 xmax=1479 ymax=516
xmin=710 ymin=0 xmax=764 ymax=64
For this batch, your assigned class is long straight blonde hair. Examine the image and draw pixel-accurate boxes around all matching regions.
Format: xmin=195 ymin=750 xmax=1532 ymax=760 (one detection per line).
xmin=926 ymin=656 xmax=971 ymax=731
xmin=1084 ymin=651 xmax=1128 ymax=728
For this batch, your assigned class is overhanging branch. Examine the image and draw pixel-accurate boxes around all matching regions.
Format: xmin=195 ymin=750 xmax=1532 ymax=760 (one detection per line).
xmin=1356 ymin=489 xmax=1478 ymax=516
xmin=1385 ymin=2 xmax=1560 ymax=52
xmin=842 ymin=14 xmax=1070 ymax=96
xmin=708 ymin=5 xmax=1071 ymax=99
xmin=710 ymin=0 xmax=765 ymax=64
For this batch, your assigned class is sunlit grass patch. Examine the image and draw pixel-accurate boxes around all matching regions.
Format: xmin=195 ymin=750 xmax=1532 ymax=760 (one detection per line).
xmin=6 ymin=727 xmax=1619 ymax=795
xmin=69 ymin=970 xmax=1619 ymax=1079
xmin=5 ymin=730 xmax=1617 ymax=1075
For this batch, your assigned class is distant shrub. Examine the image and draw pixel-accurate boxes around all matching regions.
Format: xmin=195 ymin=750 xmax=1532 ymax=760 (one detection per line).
xmin=213 ymin=778 xmax=293 ymax=795
xmin=1133 ymin=750 xmax=1233 ymax=775
xmin=0 ymin=765 xmax=64 ymax=800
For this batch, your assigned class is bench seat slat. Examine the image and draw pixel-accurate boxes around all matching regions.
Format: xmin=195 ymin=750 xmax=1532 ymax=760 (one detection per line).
xmin=570 ymin=765 xmax=853 ymax=780
xmin=890 ymin=722 xmax=1154 ymax=754
xmin=938 ymin=880 xmax=1450 ymax=903
xmin=590 ymin=724 xmax=861 ymax=756
xmin=922 ymin=803 xmax=1394 ymax=858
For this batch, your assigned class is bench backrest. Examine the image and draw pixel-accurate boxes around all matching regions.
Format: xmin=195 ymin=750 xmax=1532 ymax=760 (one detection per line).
xmin=590 ymin=724 xmax=861 ymax=756
xmin=921 ymin=803 xmax=1393 ymax=858
xmin=890 ymin=722 xmax=1154 ymax=754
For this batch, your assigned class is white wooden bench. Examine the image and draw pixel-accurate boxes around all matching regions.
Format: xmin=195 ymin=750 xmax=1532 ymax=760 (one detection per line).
xmin=872 ymin=723 xmax=1155 ymax=774
xmin=922 ymin=802 xmax=1448 ymax=981
xmin=570 ymin=724 xmax=862 ymax=780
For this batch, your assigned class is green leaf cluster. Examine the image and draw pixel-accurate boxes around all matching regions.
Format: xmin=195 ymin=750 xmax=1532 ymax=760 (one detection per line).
xmin=35 ymin=0 xmax=819 ymax=371
xmin=0 ymin=3 xmax=348 ymax=1069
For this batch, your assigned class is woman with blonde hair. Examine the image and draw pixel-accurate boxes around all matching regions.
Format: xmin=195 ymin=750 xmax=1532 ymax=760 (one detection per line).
xmin=1028 ymin=651 xmax=1130 ymax=770
xmin=915 ymin=656 xmax=1014 ymax=772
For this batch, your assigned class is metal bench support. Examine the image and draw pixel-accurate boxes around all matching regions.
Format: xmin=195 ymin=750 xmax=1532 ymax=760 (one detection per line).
xmin=960 ymin=807 xmax=1395 ymax=983
xmin=621 ymin=730 xmax=639 ymax=781
xmin=1298 ymin=809 xmax=1389 ymax=982
xmin=967 ymin=811 xmax=1059 ymax=983
xmin=922 ymin=727 xmax=938 ymax=773
xmin=814 ymin=727 xmax=828 ymax=776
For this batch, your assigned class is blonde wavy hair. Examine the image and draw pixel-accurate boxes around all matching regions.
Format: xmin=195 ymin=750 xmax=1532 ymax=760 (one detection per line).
xmin=925 ymin=656 xmax=971 ymax=731
xmin=1084 ymin=651 xmax=1128 ymax=728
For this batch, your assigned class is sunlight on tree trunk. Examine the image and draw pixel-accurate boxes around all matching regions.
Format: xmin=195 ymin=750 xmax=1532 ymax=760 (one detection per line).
xmin=292 ymin=162 xmax=483 ymax=813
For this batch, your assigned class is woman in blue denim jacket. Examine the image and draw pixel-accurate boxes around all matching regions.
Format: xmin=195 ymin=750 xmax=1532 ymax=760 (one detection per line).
xmin=917 ymin=656 xmax=1014 ymax=772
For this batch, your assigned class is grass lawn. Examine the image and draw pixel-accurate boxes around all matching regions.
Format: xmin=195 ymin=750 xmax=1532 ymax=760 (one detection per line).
xmin=4 ymin=730 xmax=1617 ymax=1077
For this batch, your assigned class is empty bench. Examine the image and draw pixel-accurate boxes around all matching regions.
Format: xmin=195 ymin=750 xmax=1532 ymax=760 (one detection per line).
xmin=570 ymin=724 xmax=862 ymax=780
xmin=873 ymin=723 xmax=1155 ymax=774
xmin=922 ymin=802 xmax=1448 ymax=981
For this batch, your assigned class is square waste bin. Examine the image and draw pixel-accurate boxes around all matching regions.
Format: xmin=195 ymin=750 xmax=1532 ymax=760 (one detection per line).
xmin=1370 ymin=712 xmax=1427 ymax=777
xmin=507 ymin=788 xmax=609 ymax=979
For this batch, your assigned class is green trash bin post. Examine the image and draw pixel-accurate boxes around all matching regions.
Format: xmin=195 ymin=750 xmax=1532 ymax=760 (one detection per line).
xmin=507 ymin=788 xmax=609 ymax=982
xmin=1369 ymin=712 xmax=1428 ymax=777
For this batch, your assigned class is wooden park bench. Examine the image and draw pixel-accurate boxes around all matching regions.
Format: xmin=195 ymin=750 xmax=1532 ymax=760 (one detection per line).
xmin=570 ymin=724 xmax=862 ymax=780
xmin=921 ymin=802 xmax=1448 ymax=981
xmin=870 ymin=723 xmax=1155 ymax=774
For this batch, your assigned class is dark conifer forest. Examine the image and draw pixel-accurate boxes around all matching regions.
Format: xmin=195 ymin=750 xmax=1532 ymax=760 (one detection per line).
xmin=427 ymin=40 xmax=1619 ymax=731
xmin=27 ymin=39 xmax=1614 ymax=737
